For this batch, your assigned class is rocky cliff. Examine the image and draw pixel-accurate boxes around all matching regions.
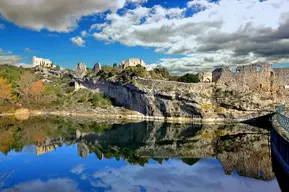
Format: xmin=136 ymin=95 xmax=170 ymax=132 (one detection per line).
xmin=74 ymin=77 xmax=274 ymax=121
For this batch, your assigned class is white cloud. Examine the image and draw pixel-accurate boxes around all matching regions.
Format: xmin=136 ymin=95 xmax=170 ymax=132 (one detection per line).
xmin=81 ymin=30 xmax=88 ymax=37
xmin=71 ymin=164 xmax=85 ymax=174
xmin=0 ymin=0 xmax=136 ymax=32
xmin=90 ymin=23 xmax=107 ymax=32
xmin=127 ymin=0 xmax=148 ymax=3
xmin=14 ymin=63 xmax=34 ymax=68
xmin=0 ymin=24 xmax=4 ymax=29
xmin=91 ymin=0 xmax=289 ymax=74
xmin=70 ymin=36 xmax=86 ymax=47
xmin=148 ymin=50 xmax=271 ymax=75
xmin=187 ymin=0 xmax=213 ymax=10
xmin=85 ymin=159 xmax=279 ymax=192
xmin=0 ymin=55 xmax=22 ymax=65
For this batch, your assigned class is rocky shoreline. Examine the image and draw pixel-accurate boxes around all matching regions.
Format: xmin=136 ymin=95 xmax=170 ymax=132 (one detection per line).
xmin=0 ymin=108 xmax=267 ymax=123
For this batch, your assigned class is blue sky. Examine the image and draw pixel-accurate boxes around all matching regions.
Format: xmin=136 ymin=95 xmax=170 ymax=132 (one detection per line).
xmin=0 ymin=0 xmax=289 ymax=74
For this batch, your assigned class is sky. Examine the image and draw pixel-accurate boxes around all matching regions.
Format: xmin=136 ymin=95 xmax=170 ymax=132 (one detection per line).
xmin=0 ymin=0 xmax=289 ymax=74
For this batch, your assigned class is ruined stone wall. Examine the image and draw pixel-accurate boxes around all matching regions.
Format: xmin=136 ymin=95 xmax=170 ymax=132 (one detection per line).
xmin=214 ymin=63 xmax=274 ymax=99
xmin=199 ymin=72 xmax=212 ymax=82
xmin=273 ymin=68 xmax=289 ymax=102
xmin=273 ymin=68 xmax=289 ymax=87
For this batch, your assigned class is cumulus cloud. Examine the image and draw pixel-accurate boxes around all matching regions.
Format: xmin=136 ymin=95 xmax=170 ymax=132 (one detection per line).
xmin=71 ymin=36 xmax=86 ymax=47
xmin=0 ymin=55 xmax=22 ymax=65
xmin=91 ymin=0 xmax=289 ymax=74
xmin=148 ymin=50 xmax=273 ymax=75
xmin=85 ymin=159 xmax=279 ymax=192
xmin=127 ymin=0 xmax=148 ymax=4
xmin=0 ymin=0 xmax=136 ymax=32
xmin=0 ymin=48 xmax=28 ymax=66
xmin=80 ymin=30 xmax=88 ymax=38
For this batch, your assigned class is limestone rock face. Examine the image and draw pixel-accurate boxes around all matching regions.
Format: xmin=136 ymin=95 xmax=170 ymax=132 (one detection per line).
xmin=76 ymin=62 xmax=87 ymax=77
xmin=71 ymin=62 xmax=289 ymax=120
xmin=72 ymin=76 xmax=275 ymax=120
xmin=93 ymin=63 xmax=101 ymax=73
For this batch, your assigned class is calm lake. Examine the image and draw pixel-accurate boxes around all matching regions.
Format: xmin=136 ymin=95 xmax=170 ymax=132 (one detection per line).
xmin=0 ymin=116 xmax=281 ymax=192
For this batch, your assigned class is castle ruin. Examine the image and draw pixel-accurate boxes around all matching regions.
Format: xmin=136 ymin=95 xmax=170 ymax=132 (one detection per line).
xmin=212 ymin=62 xmax=289 ymax=101
xmin=33 ymin=56 xmax=53 ymax=68
xmin=119 ymin=58 xmax=146 ymax=70
xmin=76 ymin=62 xmax=87 ymax=77
xmin=93 ymin=63 xmax=101 ymax=73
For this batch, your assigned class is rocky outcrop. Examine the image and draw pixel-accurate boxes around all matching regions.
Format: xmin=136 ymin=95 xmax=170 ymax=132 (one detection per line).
xmin=76 ymin=62 xmax=87 ymax=77
xmin=73 ymin=76 xmax=274 ymax=121
xmin=92 ymin=63 xmax=101 ymax=73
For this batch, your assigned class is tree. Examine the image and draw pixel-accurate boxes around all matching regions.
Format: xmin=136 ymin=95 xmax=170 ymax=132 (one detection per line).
xmin=178 ymin=73 xmax=200 ymax=83
xmin=0 ymin=65 xmax=22 ymax=84
xmin=29 ymin=80 xmax=45 ymax=103
xmin=0 ymin=77 xmax=13 ymax=103
xmin=153 ymin=67 xmax=170 ymax=79
xmin=119 ymin=64 xmax=147 ymax=83
xmin=18 ymin=71 xmax=36 ymax=97
xmin=30 ymin=80 xmax=45 ymax=96
xmin=99 ymin=66 xmax=118 ymax=79
xmin=0 ymin=130 xmax=15 ymax=154
xmin=113 ymin=63 xmax=118 ymax=67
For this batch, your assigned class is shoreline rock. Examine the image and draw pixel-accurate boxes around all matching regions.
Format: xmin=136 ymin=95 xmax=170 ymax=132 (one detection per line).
xmin=0 ymin=109 xmax=261 ymax=123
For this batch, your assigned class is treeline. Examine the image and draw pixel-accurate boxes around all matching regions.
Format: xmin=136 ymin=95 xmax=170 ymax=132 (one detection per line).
xmin=94 ymin=64 xmax=200 ymax=83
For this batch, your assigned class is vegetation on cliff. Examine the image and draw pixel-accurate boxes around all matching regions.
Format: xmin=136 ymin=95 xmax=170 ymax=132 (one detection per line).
xmin=0 ymin=65 xmax=112 ymax=113
xmin=95 ymin=64 xmax=200 ymax=83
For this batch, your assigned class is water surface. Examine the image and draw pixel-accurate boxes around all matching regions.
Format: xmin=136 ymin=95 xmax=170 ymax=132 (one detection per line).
xmin=0 ymin=117 xmax=281 ymax=192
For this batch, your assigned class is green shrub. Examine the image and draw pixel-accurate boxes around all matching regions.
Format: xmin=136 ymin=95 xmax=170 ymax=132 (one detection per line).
xmin=153 ymin=67 xmax=170 ymax=79
xmin=98 ymin=66 xmax=118 ymax=79
xmin=0 ymin=65 xmax=23 ymax=84
xmin=118 ymin=65 xmax=147 ymax=83
xmin=89 ymin=92 xmax=112 ymax=108
xmin=178 ymin=73 xmax=200 ymax=83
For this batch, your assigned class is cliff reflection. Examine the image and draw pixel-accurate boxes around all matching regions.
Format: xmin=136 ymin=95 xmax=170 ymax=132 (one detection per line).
xmin=0 ymin=116 xmax=273 ymax=181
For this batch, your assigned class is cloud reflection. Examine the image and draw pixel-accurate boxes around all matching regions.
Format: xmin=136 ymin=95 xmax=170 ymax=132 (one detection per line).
xmin=85 ymin=159 xmax=280 ymax=192
xmin=71 ymin=164 xmax=85 ymax=175
xmin=15 ymin=178 xmax=79 ymax=192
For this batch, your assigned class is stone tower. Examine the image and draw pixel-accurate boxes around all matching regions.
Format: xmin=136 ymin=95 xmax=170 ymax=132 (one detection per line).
xmin=76 ymin=62 xmax=87 ymax=77
xmin=93 ymin=63 xmax=101 ymax=73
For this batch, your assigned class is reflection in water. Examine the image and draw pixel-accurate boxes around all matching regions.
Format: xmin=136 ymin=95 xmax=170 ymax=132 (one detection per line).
xmin=0 ymin=116 xmax=281 ymax=191
xmin=271 ymin=126 xmax=289 ymax=192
